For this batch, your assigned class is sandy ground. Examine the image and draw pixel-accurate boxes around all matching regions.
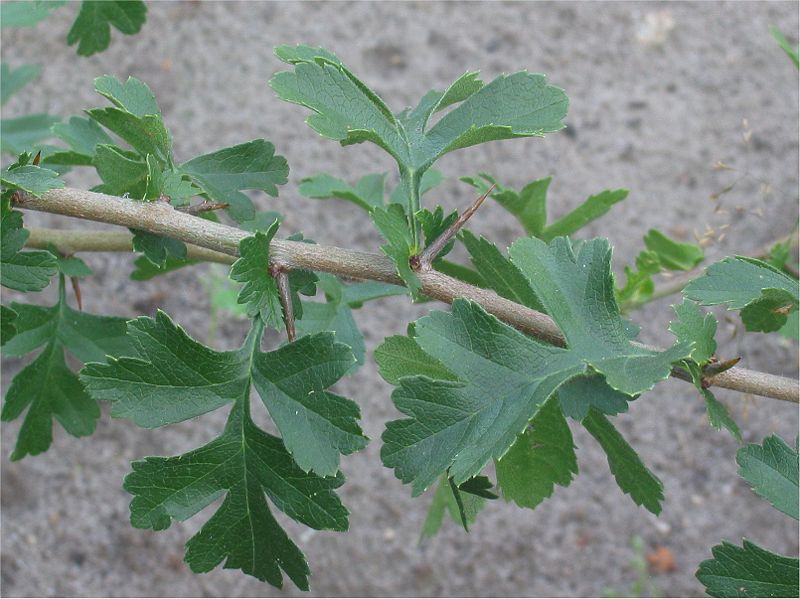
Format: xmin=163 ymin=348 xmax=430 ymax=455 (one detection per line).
xmin=1 ymin=2 xmax=798 ymax=597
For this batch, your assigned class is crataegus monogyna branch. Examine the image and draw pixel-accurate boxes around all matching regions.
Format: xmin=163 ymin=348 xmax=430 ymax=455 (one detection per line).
xmin=15 ymin=187 xmax=799 ymax=403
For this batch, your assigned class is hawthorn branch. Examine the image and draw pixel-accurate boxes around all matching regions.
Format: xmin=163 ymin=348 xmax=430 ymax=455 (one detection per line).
xmin=16 ymin=188 xmax=799 ymax=404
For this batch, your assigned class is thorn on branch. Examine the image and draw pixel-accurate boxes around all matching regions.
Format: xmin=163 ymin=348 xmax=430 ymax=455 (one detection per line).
xmin=701 ymin=356 xmax=741 ymax=387
xmin=70 ymin=277 xmax=83 ymax=311
xmin=415 ymin=184 xmax=495 ymax=269
xmin=177 ymin=201 xmax=230 ymax=215
xmin=271 ymin=265 xmax=296 ymax=342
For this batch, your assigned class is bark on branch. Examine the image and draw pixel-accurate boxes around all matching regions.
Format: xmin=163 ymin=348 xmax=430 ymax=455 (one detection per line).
xmin=15 ymin=188 xmax=799 ymax=403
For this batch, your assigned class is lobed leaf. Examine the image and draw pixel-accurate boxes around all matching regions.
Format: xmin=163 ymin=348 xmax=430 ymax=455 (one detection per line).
xmin=1 ymin=208 xmax=58 ymax=292
xmin=496 ymin=395 xmax=578 ymax=509
xmin=381 ymin=299 xmax=587 ymax=496
xmin=736 ymin=435 xmax=798 ymax=520
xmin=179 ymin=140 xmax=289 ymax=223
xmin=298 ymin=172 xmax=386 ymax=211
xmin=125 ymin=400 xmax=348 ymax=590
xmin=669 ymin=299 xmax=717 ymax=364
xmin=2 ymin=281 xmax=132 ymax=460
xmin=684 ymin=256 xmax=799 ymax=333
xmin=582 ymin=409 xmax=664 ymax=514
xmin=460 ymin=229 xmax=543 ymax=311
xmin=509 ymin=237 xmax=692 ymax=394
xmin=696 ymin=539 xmax=799 ymax=598
xmin=66 ymin=1 xmax=147 ymax=57
xmin=229 ymin=223 xmax=284 ymax=329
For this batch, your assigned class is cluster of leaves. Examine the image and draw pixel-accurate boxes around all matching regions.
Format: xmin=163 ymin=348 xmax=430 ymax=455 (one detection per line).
xmin=696 ymin=435 xmax=799 ymax=597
xmin=2 ymin=31 xmax=798 ymax=597
xmin=2 ymin=1 xmax=147 ymax=155
xmin=271 ymin=45 xmax=569 ymax=296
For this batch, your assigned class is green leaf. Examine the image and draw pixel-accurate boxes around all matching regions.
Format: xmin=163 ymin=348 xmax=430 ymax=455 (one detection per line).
xmin=496 ymin=395 xmax=577 ymax=509
xmin=1 ymin=163 xmax=64 ymax=197
xmin=371 ymin=203 xmax=421 ymax=296
xmin=542 ymin=189 xmax=628 ymax=242
xmin=1 ymin=113 xmax=60 ymax=155
xmin=557 ymin=373 xmax=636 ymax=420
xmin=81 ymin=312 xmax=365 ymax=474
xmin=1 ymin=1 xmax=65 ymax=28
xmin=53 ymin=253 xmax=93 ymax=278
xmin=736 ymin=435 xmax=798 ymax=520
xmin=129 ymin=254 xmax=198 ymax=281
xmin=382 ymin=237 xmax=690 ymax=496
xmin=81 ymin=312 xmax=363 ymax=587
xmin=462 ymin=173 xmax=550 ymax=236
xmin=669 ymin=299 xmax=717 ymax=364
xmin=461 ymin=174 xmax=626 ymax=240
xmin=582 ymin=409 xmax=664 ymax=514
xmin=643 ymin=229 xmax=704 ymax=271
xmin=334 ymin=279 xmax=406 ymax=308
xmin=270 ymin=46 xmax=408 ymax=162
xmin=272 ymin=46 xmax=566 ymax=285
xmin=420 ymin=473 xmax=486 ymax=539
xmin=771 ymin=26 xmax=799 ymax=69
xmin=124 ymin=400 xmax=347 ymax=590
xmin=2 ymin=280 xmax=132 ymax=460
xmin=1 ymin=63 xmax=41 ymax=105
xmin=616 ymin=249 xmax=661 ymax=307
xmin=703 ymin=391 xmax=742 ymax=441
xmin=509 ymin=237 xmax=692 ymax=394
xmin=251 ymin=332 xmax=367 ymax=476
xmin=229 ymin=223 xmax=284 ymax=330
xmin=81 ymin=310 xmax=250 ymax=427
xmin=1 ymin=208 xmax=58 ymax=292
xmin=271 ymin=46 xmax=566 ymax=169
xmin=130 ymin=229 xmax=187 ymax=268
xmin=696 ymin=539 xmax=799 ymax=598
xmin=683 ymin=361 xmax=742 ymax=441
xmin=684 ymin=256 xmax=799 ymax=333
xmin=86 ymin=76 xmax=171 ymax=164
xmin=294 ymin=300 xmax=365 ymax=374
xmin=92 ymin=145 xmax=148 ymax=196
xmin=741 ymin=288 xmax=798 ymax=333
xmin=66 ymin=1 xmax=147 ymax=57
xmin=179 ymin=140 xmax=289 ymax=223
xmin=460 ymin=229 xmax=543 ymax=311
xmin=298 ymin=172 xmax=386 ymax=211
xmin=374 ymin=335 xmax=457 ymax=386
xmin=47 ymin=116 xmax=114 ymax=165
xmin=458 ymin=475 xmax=498 ymax=500
xmin=381 ymin=299 xmax=587 ymax=496
xmin=1 ymin=304 xmax=18 ymax=346
xmin=418 ymin=205 xmax=458 ymax=259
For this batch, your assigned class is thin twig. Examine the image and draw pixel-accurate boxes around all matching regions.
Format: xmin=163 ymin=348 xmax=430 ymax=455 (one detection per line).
xmin=272 ymin=267 xmax=296 ymax=342
xmin=14 ymin=188 xmax=799 ymax=403
xmin=417 ymin=184 xmax=495 ymax=268
xmin=25 ymin=228 xmax=235 ymax=264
